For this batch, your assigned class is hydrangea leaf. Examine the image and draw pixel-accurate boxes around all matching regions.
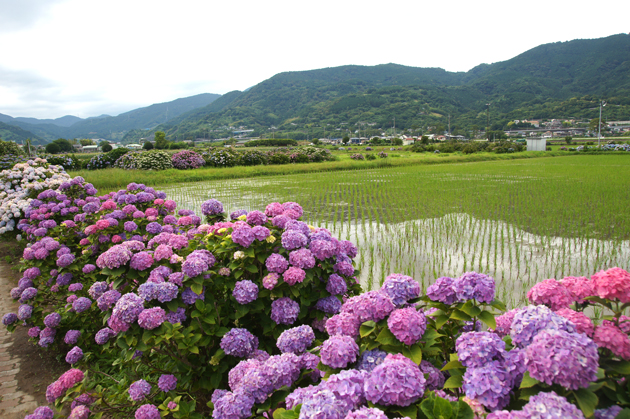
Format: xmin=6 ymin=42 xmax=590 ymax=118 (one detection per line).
xmin=519 ymin=371 xmax=539 ymax=389
xmin=443 ymin=375 xmax=463 ymax=389
xmin=441 ymin=360 xmax=463 ymax=371
xmin=572 ymin=388 xmax=598 ymax=418
xmin=478 ymin=310 xmax=496 ymax=330
xmin=360 ymin=321 xmax=377 ymax=338
xmin=375 ymin=327 xmax=398 ymax=346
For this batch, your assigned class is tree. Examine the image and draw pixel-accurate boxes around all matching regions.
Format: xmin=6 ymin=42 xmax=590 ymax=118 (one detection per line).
xmin=45 ymin=142 xmax=61 ymax=154
xmin=342 ymin=136 xmax=349 ymax=144
xmin=143 ymin=141 xmax=154 ymax=150
xmin=101 ymin=143 xmax=113 ymax=152
xmin=80 ymin=139 xmax=95 ymax=146
xmin=589 ymin=118 xmax=607 ymax=133
xmin=392 ymin=138 xmax=403 ymax=146
xmin=311 ymin=138 xmax=320 ymax=145
xmin=420 ymin=135 xmax=429 ymax=145
xmin=565 ymin=136 xmax=573 ymax=145
xmin=52 ymin=138 xmax=73 ymax=152
xmin=155 ymin=132 xmax=168 ymax=149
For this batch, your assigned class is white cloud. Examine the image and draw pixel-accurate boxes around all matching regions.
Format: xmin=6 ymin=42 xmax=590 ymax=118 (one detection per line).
xmin=0 ymin=0 xmax=628 ymax=119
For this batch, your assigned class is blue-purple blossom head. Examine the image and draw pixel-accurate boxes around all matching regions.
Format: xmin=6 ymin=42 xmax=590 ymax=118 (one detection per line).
xmin=316 ymin=295 xmax=342 ymax=314
xmin=281 ymin=230 xmax=308 ymax=250
xmin=387 ymin=307 xmax=426 ymax=345
xmin=519 ymin=391 xmax=585 ymax=419
xmin=276 ymin=325 xmax=315 ymax=354
xmin=453 ymin=272 xmax=495 ymax=303
xmin=65 ymin=346 xmax=84 ymax=364
xmin=463 ymin=360 xmax=512 ymax=410
xmin=341 ymin=291 xmax=394 ymax=323
xmin=158 ymin=374 xmax=177 ymax=392
xmin=232 ymin=280 xmax=259 ymax=304
xmin=356 ymin=349 xmax=388 ymax=373
xmin=510 ymin=305 xmax=577 ymax=348
xmin=65 ymin=330 xmax=81 ymax=345
xmin=456 ymin=331 xmax=506 ymax=368
xmin=320 ymin=335 xmax=359 ymax=369
xmin=129 ymin=379 xmax=151 ymax=401
xmin=72 ymin=297 xmax=92 ymax=313
xmin=299 ymin=389 xmax=346 ymax=419
xmin=221 ymin=328 xmax=259 ymax=358
xmin=270 ymin=297 xmax=300 ymax=325
xmin=380 ymin=274 xmax=420 ymax=306
xmin=201 ymin=199 xmax=223 ymax=216
xmin=138 ymin=307 xmax=166 ymax=330
xmin=364 ymin=353 xmax=426 ymax=406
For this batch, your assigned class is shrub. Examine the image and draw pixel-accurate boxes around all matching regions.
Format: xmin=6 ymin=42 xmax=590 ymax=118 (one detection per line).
xmin=171 ymin=150 xmax=205 ymax=170
xmin=241 ymin=150 xmax=269 ymax=166
xmin=86 ymin=148 xmax=130 ymax=171
xmin=378 ymin=151 xmax=388 ymax=158
xmin=0 ymin=139 xmax=24 ymax=156
xmin=350 ymin=153 xmax=365 ymax=160
xmin=366 ymin=153 xmax=376 ymax=160
xmin=41 ymin=154 xmax=81 ymax=171
xmin=203 ymin=148 xmax=241 ymax=167
xmin=114 ymin=150 xmax=173 ymax=170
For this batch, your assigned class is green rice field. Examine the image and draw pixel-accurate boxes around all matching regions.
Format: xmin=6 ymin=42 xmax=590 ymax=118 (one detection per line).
xmin=158 ymin=154 xmax=630 ymax=307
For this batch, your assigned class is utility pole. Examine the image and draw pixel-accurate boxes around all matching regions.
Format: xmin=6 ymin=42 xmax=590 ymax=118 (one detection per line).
xmin=393 ymin=117 xmax=396 ymax=139
xmin=486 ymin=103 xmax=491 ymax=141
xmin=598 ymin=100 xmax=606 ymax=149
xmin=448 ymin=114 xmax=451 ymax=136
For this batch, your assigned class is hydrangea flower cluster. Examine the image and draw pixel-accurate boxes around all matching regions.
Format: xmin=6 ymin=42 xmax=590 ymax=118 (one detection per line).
xmin=387 ymin=307 xmax=426 ymax=345
xmin=380 ymin=273 xmax=420 ymax=306
xmin=526 ymin=278 xmax=573 ymax=310
xmin=510 ymin=305 xmax=576 ymax=348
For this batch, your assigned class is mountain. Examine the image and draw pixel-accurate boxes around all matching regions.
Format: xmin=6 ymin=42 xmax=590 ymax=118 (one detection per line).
xmin=0 ymin=122 xmax=45 ymax=145
xmin=0 ymin=93 xmax=221 ymax=142
xmin=147 ymin=33 xmax=630 ymax=141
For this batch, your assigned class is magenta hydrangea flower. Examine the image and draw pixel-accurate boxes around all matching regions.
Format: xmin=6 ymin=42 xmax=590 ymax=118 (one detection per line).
xmin=112 ymin=292 xmax=144 ymax=324
xmin=456 ymin=331 xmax=506 ymax=368
xmin=288 ymin=248 xmax=316 ymax=269
xmin=345 ymin=407 xmax=388 ymax=419
xmin=221 ymin=328 xmax=259 ymax=358
xmin=555 ymin=308 xmax=595 ymax=336
xmin=283 ymin=266 xmax=306 ymax=286
xmin=232 ymin=280 xmax=259 ymax=304
xmin=265 ymin=253 xmax=288 ymax=274
xmin=158 ymin=374 xmax=177 ymax=392
xmin=387 ymin=307 xmax=426 ymax=345
xmin=527 ymin=278 xmax=573 ymax=310
xmin=97 ymin=290 xmax=121 ymax=311
xmin=138 ymin=307 xmax=166 ymax=330
xmin=260 ymin=353 xmax=301 ymax=390
xmin=299 ymin=389 xmax=346 ymax=419
xmin=130 ymin=251 xmax=154 ymax=271
xmin=426 ymin=276 xmax=458 ymax=305
xmin=321 ymin=369 xmax=367 ymax=412
xmin=68 ymin=405 xmax=90 ymax=419
xmin=276 ymin=325 xmax=315 ymax=354
xmin=310 ymin=239 xmax=336 ymax=260
xmin=68 ymin=283 xmax=84 ymax=292
xmin=364 ymin=353 xmax=426 ymax=406
xmin=28 ymin=326 xmax=41 ymax=338
xmin=270 ymin=297 xmax=300 ymax=325
xmin=232 ymin=226 xmax=255 ymax=248
xmin=245 ymin=210 xmax=267 ymax=226
xmin=96 ymin=244 xmax=133 ymax=269
xmin=212 ymin=389 xmax=255 ymax=419
xmin=320 ymin=335 xmax=359 ymax=369
xmin=380 ymin=274 xmax=421 ymax=306
xmin=591 ymin=267 xmax=630 ymax=303
xmin=491 ymin=308 xmax=519 ymax=337
xmin=88 ymin=281 xmax=109 ymax=299
xmin=593 ymin=323 xmax=630 ymax=360
xmin=325 ymin=312 xmax=361 ymax=337
xmin=95 ymin=327 xmax=115 ymax=345
xmin=561 ymin=276 xmax=593 ymax=303
xmin=526 ymin=329 xmax=599 ymax=389
xmin=129 ymin=379 xmax=151 ymax=401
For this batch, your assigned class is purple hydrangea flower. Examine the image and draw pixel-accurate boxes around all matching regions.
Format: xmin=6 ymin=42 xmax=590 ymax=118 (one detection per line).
xmin=68 ymin=405 xmax=90 ymax=419
xmin=138 ymin=307 xmax=166 ymax=330
xmin=510 ymin=305 xmax=577 ymax=348
xmin=44 ymin=312 xmax=62 ymax=328
xmin=232 ymin=227 xmax=255 ymax=248
xmin=68 ymin=283 xmax=83 ymax=292
xmin=232 ymin=280 xmax=259 ymax=304
xmin=112 ymin=293 xmax=144 ymax=323
xmin=594 ymin=406 xmax=623 ymax=419
xmin=525 ymin=329 xmax=599 ymax=390
xmin=72 ymin=297 xmax=92 ymax=313
xmin=341 ymin=291 xmax=395 ymax=323
xmin=325 ymin=312 xmax=362 ymax=337
xmin=261 ymin=352 xmax=302 ymax=390
xmin=228 ymin=359 xmax=261 ymax=390
xmin=130 ymin=251 xmax=154 ymax=271
xmin=28 ymin=326 xmax=41 ymax=338
xmin=88 ymin=281 xmax=109 ymax=299
xmin=463 ymin=360 xmax=512 ymax=410
xmin=326 ymin=274 xmax=348 ymax=296
xmin=265 ymin=253 xmax=288 ymax=273
xmin=310 ymin=239 xmax=337 ymax=260
xmin=380 ymin=274 xmax=421 ymax=306
xmin=356 ymin=349 xmax=388 ymax=373
xmin=315 ymin=295 xmax=343 ymax=314
xmin=519 ymin=391 xmax=585 ymax=419
xmin=23 ymin=267 xmax=41 ymax=280
xmin=456 ymin=331 xmax=506 ymax=368
xmin=221 ymin=328 xmax=259 ymax=358
xmin=212 ymin=389 xmax=254 ymax=419
xmin=299 ymin=389 xmax=346 ymax=419
xmin=288 ymin=248 xmax=315 ymax=269
xmin=129 ymin=379 xmax=151 ymax=401
xmin=322 ymin=369 xmax=367 ymax=412
xmin=345 ymin=407 xmax=388 ymax=419
xmin=57 ymin=253 xmax=76 ymax=268
xmin=320 ymin=335 xmax=359 ymax=369
xmin=65 ymin=330 xmax=81 ymax=345
xmin=453 ymin=272 xmax=495 ymax=303
xmin=270 ymin=297 xmax=300 ymax=325
xmin=95 ymin=327 xmax=115 ymax=345
xmin=158 ymin=374 xmax=177 ymax=392
xmin=230 ymin=209 xmax=248 ymax=220
xmin=65 ymin=346 xmax=84 ymax=364
xmin=19 ymin=287 xmax=38 ymax=302
xmin=251 ymin=226 xmax=270 ymax=241
xmin=201 ymin=199 xmax=223 ymax=216
xmin=96 ymin=245 xmax=133 ymax=269
xmin=387 ymin=307 xmax=426 ymax=345
xmin=285 ymin=385 xmax=320 ymax=410
xmin=420 ymin=360 xmax=445 ymax=390
xmin=97 ymin=290 xmax=121 ymax=311
xmin=276 ymin=325 xmax=315 ymax=354
xmin=262 ymin=273 xmax=279 ymax=290
xmin=146 ymin=222 xmax=162 ymax=235
xmin=364 ymin=353 xmax=426 ymax=406
xmin=25 ymin=406 xmax=55 ymax=419
xmin=333 ymin=261 xmax=355 ymax=277
xmin=246 ymin=210 xmax=267 ymax=226
xmin=281 ymin=230 xmax=308 ymax=250
xmin=166 ymin=307 xmax=187 ymax=324
xmin=135 ymin=404 xmax=160 ymax=419
xmin=17 ymin=304 xmax=33 ymax=320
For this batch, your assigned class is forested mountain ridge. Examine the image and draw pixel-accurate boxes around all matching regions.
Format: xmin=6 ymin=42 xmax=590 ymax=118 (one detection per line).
xmin=138 ymin=33 xmax=629 ymax=141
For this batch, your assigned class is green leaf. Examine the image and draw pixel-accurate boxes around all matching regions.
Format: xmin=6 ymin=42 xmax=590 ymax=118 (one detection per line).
xmin=375 ymin=327 xmax=398 ymax=346
xmin=606 ymin=360 xmax=630 ymax=375
xmin=572 ymin=388 xmax=598 ymax=418
xmin=166 ymin=300 xmax=180 ymax=312
xmin=443 ymin=375 xmax=463 ymax=389
xmin=478 ymin=310 xmax=496 ymax=330
xmin=245 ymin=264 xmax=258 ymax=273
xmin=433 ymin=396 xmax=453 ymax=419
xmin=190 ymin=283 xmax=203 ymax=295
xmin=359 ymin=321 xmax=377 ymax=338
xmin=452 ymin=400 xmax=474 ymax=419
xmin=441 ymin=360 xmax=463 ymax=371
xmin=391 ymin=405 xmax=418 ymax=419
xmin=408 ymin=344 xmax=423 ymax=365
xmin=273 ymin=408 xmax=300 ymax=419
xmin=234 ymin=269 xmax=244 ymax=279
xmin=519 ymin=371 xmax=539 ymax=389
xmin=450 ymin=309 xmax=472 ymax=322
xmin=434 ymin=315 xmax=449 ymax=330
xmin=615 ymin=408 xmax=630 ymax=419
xmin=460 ymin=301 xmax=481 ymax=317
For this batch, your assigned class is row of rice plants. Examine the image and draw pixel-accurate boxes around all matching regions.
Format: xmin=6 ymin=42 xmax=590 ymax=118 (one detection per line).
xmin=159 ymin=155 xmax=630 ymax=307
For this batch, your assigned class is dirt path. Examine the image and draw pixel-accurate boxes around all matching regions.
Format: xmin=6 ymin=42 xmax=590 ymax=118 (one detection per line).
xmin=0 ymin=246 xmax=66 ymax=418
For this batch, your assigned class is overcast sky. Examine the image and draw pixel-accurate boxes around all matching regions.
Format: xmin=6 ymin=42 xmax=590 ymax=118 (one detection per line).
xmin=0 ymin=0 xmax=627 ymax=119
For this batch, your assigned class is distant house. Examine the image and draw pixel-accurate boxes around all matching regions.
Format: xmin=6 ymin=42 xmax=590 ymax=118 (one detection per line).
xmin=402 ymin=138 xmax=415 ymax=146
xmin=127 ymin=144 xmax=142 ymax=150
xmin=81 ymin=145 xmax=98 ymax=153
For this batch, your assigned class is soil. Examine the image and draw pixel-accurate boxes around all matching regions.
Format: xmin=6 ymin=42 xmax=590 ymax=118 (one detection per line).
xmin=0 ymin=241 xmax=67 ymax=417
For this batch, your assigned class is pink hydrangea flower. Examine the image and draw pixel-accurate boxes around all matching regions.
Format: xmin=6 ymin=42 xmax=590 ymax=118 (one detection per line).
xmin=593 ymin=323 xmax=630 ymax=360
xmin=527 ymin=278 xmax=573 ymax=310
xmin=591 ymin=267 xmax=630 ymax=303
xmin=555 ymin=308 xmax=595 ymax=336
xmin=560 ymin=276 xmax=593 ymax=303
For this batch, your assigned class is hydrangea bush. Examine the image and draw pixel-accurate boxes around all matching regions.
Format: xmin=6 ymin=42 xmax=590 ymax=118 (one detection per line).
xmin=114 ymin=150 xmax=173 ymax=170
xmin=1 ymin=161 xmax=629 ymax=418
xmin=171 ymin=150 xmax=205 ymax=170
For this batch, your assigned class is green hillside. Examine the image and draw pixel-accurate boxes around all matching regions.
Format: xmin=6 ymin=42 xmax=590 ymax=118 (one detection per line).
xmin=0 ymin=122 xmax=45 ymax=145
xmin=151 ymin=34 xmax=630 ymax=141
